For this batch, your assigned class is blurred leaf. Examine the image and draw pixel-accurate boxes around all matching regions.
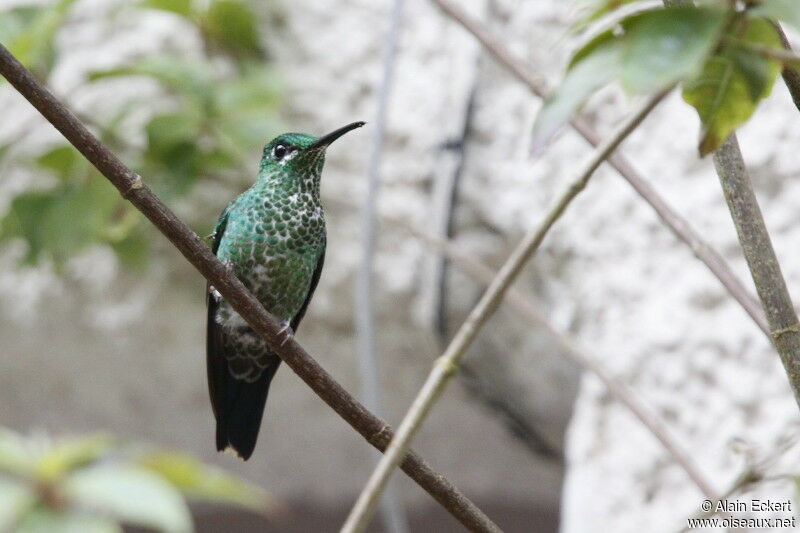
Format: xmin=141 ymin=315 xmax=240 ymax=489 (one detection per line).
xmin=35 ymin=434 xmax=113 ymax=483
xmin=109 ymin=229 xmax=149 ymax=271
xmin=35 ymin=144 xmax=85 ymax=181
xmin=139 ymin=451 xmax=277 ymax=514
xmin=0 ymin=176 xmax=125 ymax=266
xmin=751 ymin=0 xmax=800 ymax=31
xmin=202 ymin=0 xmax=263 ymax=58
xmin=217 ymin=67 xmax=281 ymax=115
xmin=532 ymin=30 xmax=621 ymax=147
xmin=17 ymin=508 xmax=121 ymax=533
xmin=682 ymin=17 xmax=782 ymax=156
xmin=572 ymin=0 xmax=647 ymax=31
xmin=138 ymin=0 xmax=194 ymax=18
xmin=0 ymin=428 xmax=34 ymax=476
xmin=728 ymin=45 xmax=774 ymax=100
xmin=620 ymin=7 xmax=726 ymax=94
xmin=214 ymin=67 xmax=281 ymax=150
xmin=0 ymin=479 xmax=37 ymax=531
xmin=63 ymin=465 xmax=192 ymax=533
xmin=145 ymin=113 xmax=201 ymax=157
xmin=88 ymin=57 xmax=215 ymax=111
xmin=576 ymin=0 xmax=643 ymax=22
xmin=0 ymin=191 xmax=59 ymax=264
xmin=3 ymin=0 xmax=78 ymax=78
xmin=0 ymin=6 xmax=39 ymax=42
xmin=144 ymin=113 xmax=202 ymax=194
xmin=216 ymin=116 xmax=278 ymax=152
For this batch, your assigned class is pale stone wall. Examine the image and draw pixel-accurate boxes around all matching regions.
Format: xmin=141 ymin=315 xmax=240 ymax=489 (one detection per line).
xmin=3 ymin=0 xmax=800 ymax=531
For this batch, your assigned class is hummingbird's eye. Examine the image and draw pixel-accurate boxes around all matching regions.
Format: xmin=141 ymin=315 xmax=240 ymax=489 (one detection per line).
xmin=272 ymin=143 xmax=289 ymax=161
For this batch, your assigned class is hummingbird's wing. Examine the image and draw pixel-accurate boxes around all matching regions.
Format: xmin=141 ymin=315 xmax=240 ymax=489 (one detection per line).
xmin=206 ymin=206 xmax=230 ymax=421
xmin=290 ymin=241 xmax=326 ymax=332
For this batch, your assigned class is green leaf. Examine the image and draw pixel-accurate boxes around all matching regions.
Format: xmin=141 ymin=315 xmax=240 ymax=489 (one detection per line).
xmin=216 ymin=67 xmax=282 ymax=115
xmin=35 ymin=145 xmax=83 ymax=180
xmin=728 ymin=46 xmax=774 ymax=100
xmin=0 ymin=478 xmax=36 ymax=530
xmin=88 ymin=57 xmax=215 ymax=111
xmin=750 ymin=0 xmax=800 ymax=32
xmin=620 ymin=7 xmax=726 ymax=94
xmin=35 ymin=434 xmax=113 ymax=482
xmin=63 ymin=465 xmax=192 ymax=533
xmin=109 ymin=229 xmax=149 ymax=271
xmin=138 ymin=0 xmax=194 ymax=18
xmin=682 ymin=17 xmax=782 ymax=156
xmin=572 ymin=0 xmax=647 ymax=31
xmin=0 ymin=191 xmax=59 ymax=264
xmin=144 ymin=113 xmax=202 ymax=194
xmin=4 ymin=0 xmax=78 ymax=78
xmin=145 ymin=113 xmax=201 ymax=158
xmin=139 ymin=451 xmax=278 ymax=514
xmin=17 ymin=509 xmax=121 ymax=533
xmin=202 ymin=0 xmax=263 ymax=57
xmin=532 ymin=30 xmax=621 ymax=146
xmin=0 ymin=175 xmax=124 ymax=266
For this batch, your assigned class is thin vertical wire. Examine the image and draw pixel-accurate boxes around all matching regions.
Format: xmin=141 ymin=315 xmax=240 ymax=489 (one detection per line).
xmin=355 ymin=0 xmax=408 ymax=532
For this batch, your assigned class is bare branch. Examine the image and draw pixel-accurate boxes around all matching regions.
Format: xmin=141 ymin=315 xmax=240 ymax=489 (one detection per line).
xmin=391 ymin=217 xmax=717 ymax=499
xmin=0 ymin=44 xmax=501 ymax=533
xmin=775 ymin=24 xmax=800 ymax=112
xmin=430 ymin=0 xmax=769 ymax=338
xmin=713 ymin=135 xmax=800 ymax=407
xmin=676 ymin=431 xmax=800 ymax=532
xmin=734 ymin=40 xmax=800 ymax=68
xmin=341 ymin=88 xmax=672 ymax=533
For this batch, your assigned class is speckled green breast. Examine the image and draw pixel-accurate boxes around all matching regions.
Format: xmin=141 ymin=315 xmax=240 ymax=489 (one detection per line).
xmin=213 ymin=180 xmax=325 ymax=381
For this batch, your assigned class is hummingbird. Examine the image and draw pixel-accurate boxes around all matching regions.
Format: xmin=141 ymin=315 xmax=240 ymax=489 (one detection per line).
xmin=207 ymin=121 xmax=365 ymax=460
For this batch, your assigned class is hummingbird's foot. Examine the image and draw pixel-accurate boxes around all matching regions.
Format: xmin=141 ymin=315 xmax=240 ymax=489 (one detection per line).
xmin=277 ymin=321 xmax=294 ymax=347
xmin=223 ymin=260 xmax=235 ymax=276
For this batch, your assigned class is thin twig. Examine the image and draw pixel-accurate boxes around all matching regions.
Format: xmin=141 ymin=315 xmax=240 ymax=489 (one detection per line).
xmin=775 ymin=24 xmax=800 ymax=111
xmin=355 ymin=0 xmax=408 ymax=531
xmin=391 ymin=217 xmax=717 ymax=499
xmin=430 ymin=0 xmax=769 ymax=338
xmin=713 ymin=135 xmax=800 ymax=408
xmin=676 ymin=431 xmax=800 ymax=532
xmin=330 ymin=190 xmax=716 ymax=493
xmin=341 ymin=88 xmax=672 ymax=533
xmin=733 ymin=40 xmax=800 ymax=67
xmin=0 ymin=44 xmax=501 ymax=533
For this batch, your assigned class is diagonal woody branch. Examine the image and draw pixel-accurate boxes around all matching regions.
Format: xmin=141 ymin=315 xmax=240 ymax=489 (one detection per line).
xmin=0 ymin=44 xmax=501 ymax=533
xmin=712 ymin=136 xmax=800 ymax=408
xmin=663 ymin=0 xmax=800 ymax=409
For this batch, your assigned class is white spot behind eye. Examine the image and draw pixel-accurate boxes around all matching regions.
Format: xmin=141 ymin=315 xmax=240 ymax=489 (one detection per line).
xmin=277 ymin=149 xmax=300 ymax=166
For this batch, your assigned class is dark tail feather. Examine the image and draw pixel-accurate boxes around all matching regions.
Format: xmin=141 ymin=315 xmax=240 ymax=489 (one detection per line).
xmin=207 ymin=290 xmax=280 ymax=460
xmin=214 ymin=364 xmax=279 ymax=460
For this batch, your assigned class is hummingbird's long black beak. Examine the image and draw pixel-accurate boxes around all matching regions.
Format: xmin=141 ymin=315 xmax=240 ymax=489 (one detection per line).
xmin=308 ymin=121 xmax=366 ymax=150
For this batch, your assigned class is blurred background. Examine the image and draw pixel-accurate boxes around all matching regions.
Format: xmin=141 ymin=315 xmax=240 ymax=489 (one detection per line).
xmin=2 ymin=0 xmax=800 ymax=532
